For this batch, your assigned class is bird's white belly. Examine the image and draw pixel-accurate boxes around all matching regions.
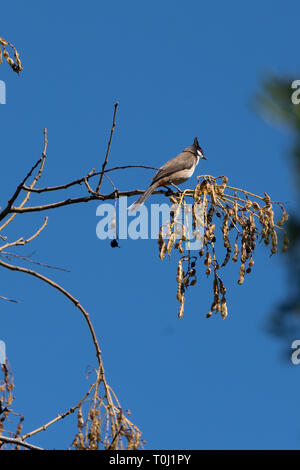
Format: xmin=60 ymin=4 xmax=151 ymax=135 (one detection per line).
xmin=169 ymin=166 xmax=196 ymax=184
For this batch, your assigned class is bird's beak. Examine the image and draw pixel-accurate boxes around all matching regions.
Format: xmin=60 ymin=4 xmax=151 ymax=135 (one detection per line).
xmin=198 ymin=149 xmax=207 ymax=160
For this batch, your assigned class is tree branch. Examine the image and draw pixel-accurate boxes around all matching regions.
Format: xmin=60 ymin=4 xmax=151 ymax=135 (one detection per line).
xmin=8 ymin=188 xmax=173 ymax=214
xmin=21 ymin=165 xmax=158 ymax=194
xmin=0 ymin=435 xmax=44 ymax=450
xmin=96 ymin=102 xmax=119 ymax=193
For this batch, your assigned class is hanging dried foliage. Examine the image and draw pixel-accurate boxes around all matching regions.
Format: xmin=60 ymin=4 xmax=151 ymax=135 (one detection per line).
xmin=158 ymin=175 xmax=289 ymax=319
xmin=0 ymin=37 xmax=23 ymax=74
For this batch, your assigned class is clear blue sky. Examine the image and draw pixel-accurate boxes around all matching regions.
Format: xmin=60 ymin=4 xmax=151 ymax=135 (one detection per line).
xmin=0 ymin=0 xmax=299 ymax=450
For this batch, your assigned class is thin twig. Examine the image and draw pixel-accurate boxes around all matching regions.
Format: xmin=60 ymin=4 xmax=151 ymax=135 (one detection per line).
xmin=0 ymin=251 xmax=70 ymax=273
xmin=0 ymin=158 xmax=42 ymax=223
xmin=0 ymin=217 xmax=48 ymax=252
xmin=96 ymin=102 xmax=119 ymax=193
xmin=21 ymin=381 xmax=96 ymax=441
xmin=22 ymin=166 xmax=158 ymax=194
xmin=0 ymin=128 xmax=48 ymax=232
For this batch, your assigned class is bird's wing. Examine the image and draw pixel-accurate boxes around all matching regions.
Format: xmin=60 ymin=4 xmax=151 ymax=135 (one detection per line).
xmin=151 ymin=151 xmax=195 ymax=184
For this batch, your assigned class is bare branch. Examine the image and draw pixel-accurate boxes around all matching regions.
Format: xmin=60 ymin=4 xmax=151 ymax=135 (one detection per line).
xmin=96 ymin=102 xmax=119 ymax=193
xmin=22 ymin=165 xmax=158 ymax=194
xmin=0 ymin=258 xmax=102 ymax=363
xmin=8 ymin=188 xmax=172 ymax=214
xmin=20 ymin=381 xmax=96 ymax=441
xmin=0 ymin=158 xmax=42 ymax=223
xmin=0 ymin=435 xmax=44 ymax=450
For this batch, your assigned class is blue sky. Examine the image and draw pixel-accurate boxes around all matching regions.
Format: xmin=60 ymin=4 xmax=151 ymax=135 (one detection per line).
xmin=0 ymin=0 xmax=299 ymax=450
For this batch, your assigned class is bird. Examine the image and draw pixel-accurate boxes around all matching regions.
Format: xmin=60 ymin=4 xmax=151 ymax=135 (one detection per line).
xmin=128 ymin=137 xmax=206 ymax=211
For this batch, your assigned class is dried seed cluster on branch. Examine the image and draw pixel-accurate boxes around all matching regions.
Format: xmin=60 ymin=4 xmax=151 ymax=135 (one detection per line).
xmin=158 ymin=175 xmax=289 ymax=319
xmin=0 ymin=37 xmax=23 ymax=74
xmin=0 ymin=363 xmax=25 ymax=450
xmin=71 ymin=371 xmax=143 ymax=450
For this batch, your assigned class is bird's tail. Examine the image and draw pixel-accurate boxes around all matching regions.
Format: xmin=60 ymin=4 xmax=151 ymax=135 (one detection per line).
xmin=128 ymin=181 xmax=160 ymax=212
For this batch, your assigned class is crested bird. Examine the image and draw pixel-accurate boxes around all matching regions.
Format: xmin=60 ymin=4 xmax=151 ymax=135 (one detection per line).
xmin=129 ymin=137 xmax=206 ymax=211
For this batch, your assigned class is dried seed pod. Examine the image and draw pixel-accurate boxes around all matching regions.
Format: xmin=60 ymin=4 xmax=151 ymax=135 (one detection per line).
xmin=217 ymin=176 xmax=229 ymax=195
xmin=232 ymin=240 xmax=239 ymax=262
xmin=158 ymin=227 xmax=167 ymax=260
xmin=238 ymin=263 xmax=245 ymax=285
xmin=206 ymin=224 xmax=215 ymax=241
xmin=265 ymin=205 xmax=275 ymax=227
xmin=271 ymin=229 xmax=278 ymax=254
xmin=219 ymin=278 xmax=227 ymax=296
xmin=270 ymin=246 xmax=277 ymax=255
xmin=193 ymin=182 xmax=202 ymax=201
xmin=181 ymin=224 xmax=187 ymax=241
xmin=220 ymin=298 xmax=228 ymax=319
xmin=207 ymin=205 xmax=214 ymax=224
xmin=160 ymin=240 xmax=167 ymax=260
xmin=264 ymin=192 xmax=272 ymax=206
xmin=176 ymin=285 xmax=183 ymax=302
xmin=167 ymin=231 xmax=176 ymax=256
xmin=176 ymin=259 xmax=183 ymax=284
xmin=77 ymin=406 xmax=84 ymax=429
xmin=222 ymin=214 xmax=229 ymax=247
xmin=277 ymin=207 xmax=289 ymax=226
xmin=0 ymin=37 xmax=9 ymax=46
xmin=240 ymin=242 xmax=247 ymax=263
xmin=213 ymin=277 xmax=219 ymax=297
xmin=204 ymin=227 xmax=214 ymax=242
xmin=263 ymin=230 xmax=270 ymax=245
xmin=199 ymin=248 xmax=205 ymax=257
xmin=178 ymin=296 xmax=185 ymax=318
xmin=209 ymin=184 xmax=217 ymax=206
xmin=175 ymin=239 xmax=184 ymax=254
xmin=204 ymin=250 xmax=212 ymax=267
xmin=258 ymin=208 xmax=265 ymax=225
xmin=6 ymin=57 xmax=14 ymax=67
xmin=206 ymin=311 xmax=213 ymax=318
xmin=222 ymin=246 xmax=231 ymax=267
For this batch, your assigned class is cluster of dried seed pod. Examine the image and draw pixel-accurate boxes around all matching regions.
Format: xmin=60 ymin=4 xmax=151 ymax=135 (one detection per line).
xmin=0 ymin=362 xmax=24 ymax=446
xmin=158 ymin=175 xmax=289 ymax=320
xmin=206 ymin=271 xmax=228 ymax=319
xmin=0 ymin=37 xmax=23 ymax=74
xmin=158 ymin=194 xmax=190 ymax=261
xmin=71 ymin=380 xmax=143 ymax=450
xmin=175 ymin=257 xmax=197 ymax=318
